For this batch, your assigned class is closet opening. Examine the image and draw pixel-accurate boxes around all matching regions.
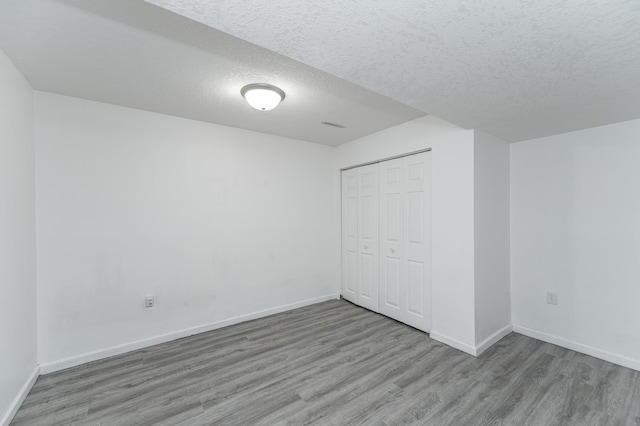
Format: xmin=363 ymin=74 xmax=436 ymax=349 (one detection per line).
xmin=341 ymin=149 xmax=432 ymax=332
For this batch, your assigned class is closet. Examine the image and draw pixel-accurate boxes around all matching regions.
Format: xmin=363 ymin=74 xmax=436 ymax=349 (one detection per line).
xmin=341 ymin=151 xmax=431 ymax=332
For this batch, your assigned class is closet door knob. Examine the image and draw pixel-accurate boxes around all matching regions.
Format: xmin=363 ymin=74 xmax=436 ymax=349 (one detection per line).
xmin=364 ymin=245 xmax=368 ymax=250
xmin=389 ymin=248 xmax=395 ymax=253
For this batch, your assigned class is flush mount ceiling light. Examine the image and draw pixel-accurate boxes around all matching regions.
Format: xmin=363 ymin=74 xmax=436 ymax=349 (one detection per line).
xmin=240 ymin=83 xmax=285 ymax=111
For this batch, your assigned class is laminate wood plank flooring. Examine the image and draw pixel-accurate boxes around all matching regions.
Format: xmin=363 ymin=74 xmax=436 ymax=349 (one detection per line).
xmin=12 ymin=300 xmax=640 ymax=425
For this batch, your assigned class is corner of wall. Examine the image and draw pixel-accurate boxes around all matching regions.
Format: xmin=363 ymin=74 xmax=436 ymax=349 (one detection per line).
xmin=472 ymin=131 xmax=511 ymax=350
xmin=0 ymin=46 xmax=38 ymax=426
xmin=0 ymin=366 xmax=39 ymax=426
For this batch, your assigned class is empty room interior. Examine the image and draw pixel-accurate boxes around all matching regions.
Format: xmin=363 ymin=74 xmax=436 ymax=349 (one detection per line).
xmin=2 ymin=0 xmax=640 ymax=425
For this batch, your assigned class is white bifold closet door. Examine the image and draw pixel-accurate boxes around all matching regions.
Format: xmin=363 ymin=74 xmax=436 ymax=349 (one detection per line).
xmin=341 ymin=164 xmax=379 ymax=311
xmin=379 ymin=152 xmax=431 ymax=331
xmin=342 ymin=151 xmax=431 ymax=332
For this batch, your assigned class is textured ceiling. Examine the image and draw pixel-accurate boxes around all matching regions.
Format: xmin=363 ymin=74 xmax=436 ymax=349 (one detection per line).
xmin=147 ymin=0 xmax=640 ymax=142
xmin=0 ymin=0 xmax=423 ymax=146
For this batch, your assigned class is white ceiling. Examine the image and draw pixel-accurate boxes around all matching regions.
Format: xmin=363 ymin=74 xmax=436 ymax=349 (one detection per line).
xmin=147 ymin=0 xmax=640 ymax=142
xmin=2 ymin=1 xmax=639 ymax=144
xmin=0 ymin=0 xmax=423 ymax=146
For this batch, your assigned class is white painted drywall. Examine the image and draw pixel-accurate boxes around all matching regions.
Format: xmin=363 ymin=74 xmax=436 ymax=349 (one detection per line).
xmin=35 ymin=92 xmax=338 ymax=368
xmin=0 ymin=48 xmax=37 ymax=424
xmin=335 ymin=116 xmax=477 ymax=351
xmin=474 ymin=131 xmax=510 ymax=346
xmin=511 ymin=118 xmax=640 ymax=369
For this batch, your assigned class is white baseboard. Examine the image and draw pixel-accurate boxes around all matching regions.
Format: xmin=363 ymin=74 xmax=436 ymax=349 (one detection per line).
xmin=430 ymin=331 xmax=477 ymax=356
xmin=513 ymin=324 xmax=640 ymax=372
xmin=475 ymin=324 xmax=513 ymax=356
xmin=430 ymin=324 xmax=512 ymax=357
xmin=40 ymin=294 xmax=340 ymax=374
xmin=1 ymin=365 xmax=39 ymax=426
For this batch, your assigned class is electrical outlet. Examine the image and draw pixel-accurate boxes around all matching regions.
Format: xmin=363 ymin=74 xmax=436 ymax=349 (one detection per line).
xmin=546 ymin=292 xmax=558 ymax=305
xmin=145 ymin=296 xmax=155 ymax=308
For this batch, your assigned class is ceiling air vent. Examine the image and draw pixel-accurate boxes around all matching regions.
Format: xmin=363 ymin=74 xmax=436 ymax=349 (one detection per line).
xmin=322 ymin=121 xmax=346 ymax=129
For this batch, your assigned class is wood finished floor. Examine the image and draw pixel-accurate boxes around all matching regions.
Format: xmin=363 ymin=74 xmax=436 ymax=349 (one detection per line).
xmin=13 ymin=300 xmax=640 ymax=425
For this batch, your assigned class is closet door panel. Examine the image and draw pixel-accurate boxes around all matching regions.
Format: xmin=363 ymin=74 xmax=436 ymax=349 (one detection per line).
xmin=357 ymin=164 xmax=379 ymax=311
xmin=384 ymin=257 xmax=401 ymax=308
xmin=360 ymin=253 xmax=374 ymax=297
xmin=403 ymin=152 xmax=432 ymax=331
xmin=379 ymin=158 xmax=403 ymax=321
xmin=341 ymin=168 xmax=358 ymax=303
xmin=407 ymin=260 xmax=424 ymax=315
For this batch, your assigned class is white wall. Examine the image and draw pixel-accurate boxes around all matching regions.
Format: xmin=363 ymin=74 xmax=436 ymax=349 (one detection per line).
xmin=511 ymin=118 xmax=640 ymax=370
xmin=0 ymin=49 xmax=37 ymax=424
xmin=335 ymin=116 xmax=478 ymax=352
xmin=474 ymin=131 xmax=511 ymax=348
xmin=35 ymin=92 xmax=338 ymax=371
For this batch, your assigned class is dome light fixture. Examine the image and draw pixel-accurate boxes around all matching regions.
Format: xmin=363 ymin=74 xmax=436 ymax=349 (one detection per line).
xmin=240 ymin=83 xmax=285 ymax=111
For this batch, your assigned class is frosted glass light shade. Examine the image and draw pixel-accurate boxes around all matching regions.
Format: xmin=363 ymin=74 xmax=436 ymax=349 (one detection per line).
xmin=241 ymin=83 xmax=285 ymax=111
